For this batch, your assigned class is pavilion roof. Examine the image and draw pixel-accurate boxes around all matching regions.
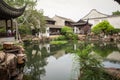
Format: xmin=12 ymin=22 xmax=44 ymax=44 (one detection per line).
xmin=72 ymin=19 xmax=92 ymax=26
xmin=115 ymin=0 xmax=120 ymax=4
xmin=45 ymin=16 xmax=55 ymax=22
xmin=0 ymin=0 xmax=26 ymax=20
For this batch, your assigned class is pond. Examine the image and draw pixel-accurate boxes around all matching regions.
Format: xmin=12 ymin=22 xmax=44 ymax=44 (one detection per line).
xmin=23 ymin=41 xmax=120 ymax=80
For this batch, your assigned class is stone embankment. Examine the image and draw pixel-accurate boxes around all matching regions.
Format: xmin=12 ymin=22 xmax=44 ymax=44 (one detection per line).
xmin=104 ymin=68 xmax=120 ymax=80
xmin=0 ymin=42 xmax=26 ymax=80
xmin=78 ymin=34 xmax=120 ymax=42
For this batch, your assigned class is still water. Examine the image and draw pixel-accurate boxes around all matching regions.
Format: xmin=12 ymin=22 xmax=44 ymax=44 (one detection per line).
xmin=23 ymin=41 xmax=120 ymax=80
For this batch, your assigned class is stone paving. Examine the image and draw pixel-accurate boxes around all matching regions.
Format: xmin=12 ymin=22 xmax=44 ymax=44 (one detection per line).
xmin=0 ymin=37 xmax=15 ymax=44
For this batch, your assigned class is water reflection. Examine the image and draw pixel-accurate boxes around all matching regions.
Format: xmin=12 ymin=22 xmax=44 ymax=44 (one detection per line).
xmin=23 ymin=41 xmax=120 ymax=80
xmin=106 ymin=51 xmax=120 ymax=62
xmin=92 ymin=42 xmax=120 ymax=58
xmin=23 ymin=43 xmax=48 ymax=80
xmin=42 ymin=54 xmax=73 ymax=80
xmin=39 ymin=44 xmax=50 ymax=53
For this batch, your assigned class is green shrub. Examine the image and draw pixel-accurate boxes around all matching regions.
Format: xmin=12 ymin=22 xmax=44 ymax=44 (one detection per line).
xmin=50 ymin=41 xmax=68 ymax=45
xmin=61 ymin=26 xmax=73 ymax=35
xmin=92 ymin=20 xmax=114 ymax=35
xmin=55 ymin=35 xmax=66 ymax=40
xmin=112 ymin=28 xmax=120 ymax=34
xmin=60 ymin=26 xmax=78 ymax=40
xmin=65 ymin=32 xmax=78 ymax=40
xmin=19 ymin=25 xmax=31 ymax=35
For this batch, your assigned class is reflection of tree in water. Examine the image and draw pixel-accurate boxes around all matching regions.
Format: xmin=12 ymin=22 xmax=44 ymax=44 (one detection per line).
xmin=105 ymin=59 xmax=120 ymax=64
xmin=73 ymin=43 xmax=116 ymax=80
xmin=92 ymin=42 xmax=120 ymax=57
xmin=50 ymin=43 xmax=69 ymax=54
xmin=22 ymin=41 xmax=120 ymax=80
xmin=49 ymin=41 xmax=120 ymax=80
xmin=23 ymin=42 xmax=69 ymax=80
xmin=23 ymin=42 xmax=49 ymax=80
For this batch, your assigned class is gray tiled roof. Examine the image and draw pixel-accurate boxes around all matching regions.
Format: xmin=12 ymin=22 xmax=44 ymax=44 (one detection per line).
xmin=0 ymin=0 xmax=26 ymax=20
xmin=55 ymin=15 xmax=75 ymax=22
xmin=72 ymin=19 xmax=92 ymax=26
xmin=45 ymin=16 xmax=55 ymax=21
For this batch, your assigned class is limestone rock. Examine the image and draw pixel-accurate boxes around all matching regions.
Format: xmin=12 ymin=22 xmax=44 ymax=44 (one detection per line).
xmin=17 ymin=54 xmax=26 ymax=64
xmin=5 ymin=53 xmax=17 ymax=69
xmin=0 ymin=51 xmax=5 ymax=63
xmin=3 ymin=42 xmax=14 ymax=50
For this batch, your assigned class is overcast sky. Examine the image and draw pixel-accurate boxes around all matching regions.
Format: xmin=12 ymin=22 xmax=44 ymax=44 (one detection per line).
xmin=36 ymin=0 xmax=120 ymax=21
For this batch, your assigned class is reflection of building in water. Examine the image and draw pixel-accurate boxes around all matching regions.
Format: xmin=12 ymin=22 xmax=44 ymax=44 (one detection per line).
xmin=39 ymin=44 xmax=42 ymax=50
xmin=106 ymin=51 xmax=120 ymax=62
xmin=32 ymin=50 xmax=41 ymax=56
xmin=39 ymin=43 xmax=50 ymax=53
xmin=45 ymin=44 xmax=50 ymax=53
xmin=24 ymin=43 xmax=49 ymax=80
xmin=53 ymin=50 xmax=65 ymax=59
xmin=117 ymin=44 xmax=120 ymax=50
xmin=74 ymin=44 xmax=77 ymax=50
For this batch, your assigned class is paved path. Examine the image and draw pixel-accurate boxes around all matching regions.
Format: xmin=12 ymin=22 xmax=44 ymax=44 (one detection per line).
xmin=0 ymin=37 xmax=15 ymax=44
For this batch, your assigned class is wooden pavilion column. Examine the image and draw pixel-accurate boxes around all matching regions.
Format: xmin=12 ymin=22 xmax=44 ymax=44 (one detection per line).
xmin=10 ymin=19 xmax=13 ymax=34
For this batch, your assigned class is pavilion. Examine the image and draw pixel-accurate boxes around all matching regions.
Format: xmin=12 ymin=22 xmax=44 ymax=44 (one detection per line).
xmin=0 ymin=0 xmax=26 ymax=38
xmin=72 ymin=19 xmax=92 ymax=34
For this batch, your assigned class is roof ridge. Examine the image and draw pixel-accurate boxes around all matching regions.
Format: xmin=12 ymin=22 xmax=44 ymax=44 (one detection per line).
xmin=55 ymin=15 xmax=74 ymax=22
xmin=45 ymin=16 xmax=55 ymax=21
xmin=55 ymin=15 xmax=69 ymax=19
xmin=82 ymin=9 xmax=110 ymax=20
xmin=92 ymin=9 xmax=109 ymax=16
